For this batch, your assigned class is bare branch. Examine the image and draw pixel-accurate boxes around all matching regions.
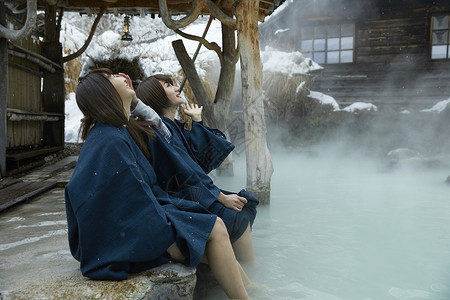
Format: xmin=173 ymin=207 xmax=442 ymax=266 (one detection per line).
xmin=159 ymin=0 xmax=206 ymax=30
xmin=180 ymin=16 xmax=214 ymax=91
xmin=62 ymin=7 xmax=106 ymax=63
xmin=174 ymin=29 xmax=223 ymax=66
xmin=206 ymin=0 xmax=237 ymax=29
xmin=0 ymin=0 xmax=37 ymax=40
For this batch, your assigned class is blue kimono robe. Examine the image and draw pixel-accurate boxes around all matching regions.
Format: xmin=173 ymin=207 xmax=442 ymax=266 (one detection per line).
xmin=148 ymin=117 xmax=259 ymax=243
xmin=175 ymin=119 xmax=235 ymax=174
xmin=65 ymin=123 xmax=216 ymax=281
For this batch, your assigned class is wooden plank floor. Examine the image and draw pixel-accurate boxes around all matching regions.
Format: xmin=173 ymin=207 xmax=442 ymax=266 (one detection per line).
xmin=0 ymin=181 xmax=57 ymax=212
xmin=0 ymin=156 xmax=78 ymax=212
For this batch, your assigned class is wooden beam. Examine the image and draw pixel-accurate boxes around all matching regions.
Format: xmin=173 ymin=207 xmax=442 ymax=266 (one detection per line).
xmin=67 ymin=0 xmax=192 ymax=9
xmin=0 ymin=3 xmax=7 ymax=177
xmin=9 ymin=42 xmax=62 ymax=69
xmin=42 ymin=4 xmax=65 ymax=148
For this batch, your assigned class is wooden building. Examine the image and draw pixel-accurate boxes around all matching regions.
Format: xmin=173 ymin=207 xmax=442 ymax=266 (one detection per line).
xmin=259 ymin=0 xmax=450 ymax=110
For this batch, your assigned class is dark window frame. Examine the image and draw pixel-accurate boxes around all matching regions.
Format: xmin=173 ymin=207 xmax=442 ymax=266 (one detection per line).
xmin=299 ymin=23 xmax=355 ymax=65
xmin=431 ymin=15 xmax=450 ymax=60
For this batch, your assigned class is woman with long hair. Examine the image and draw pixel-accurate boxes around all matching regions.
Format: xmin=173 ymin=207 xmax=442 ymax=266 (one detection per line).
xmin=65 ymin=68 xmax=250 ymax=299
xmin=134 ymin=74 xmax=258 ymax=262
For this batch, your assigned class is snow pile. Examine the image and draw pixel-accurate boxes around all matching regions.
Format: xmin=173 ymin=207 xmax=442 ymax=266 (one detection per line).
xmin=275 ymin=28 xmax=290 ymax=35
xmin=308 ymin=91 xmax=340 ymax=111
xmin=261 ymin=48 xmax=323 ymax=76
xmin=64 ymin=92 xmax=83 ymax=143
xmin=60 ymin=21 xmax=86 ymax=54
xmin=420 ymin=97 xmax=450 ymax=113
xmin=342 ymin=102 xmax=378 ymax=112
xmin=61 ymin=13 xmax=222 ymax=78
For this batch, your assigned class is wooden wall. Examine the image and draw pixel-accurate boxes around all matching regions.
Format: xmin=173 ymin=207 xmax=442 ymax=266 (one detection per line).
xmin=7 ymin=37 xmax=43 ymax=148
xmin=260 ymin=0 xmax=450 ymax=110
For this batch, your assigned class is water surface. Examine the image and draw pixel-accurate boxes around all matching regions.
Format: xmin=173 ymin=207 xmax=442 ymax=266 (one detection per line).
xmin=208 ymin=150 xmax=450 ymax=300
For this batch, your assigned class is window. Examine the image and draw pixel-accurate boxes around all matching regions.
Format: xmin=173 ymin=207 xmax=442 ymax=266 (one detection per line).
xmin=431 ymin=15 xmax=450 ymax=59
xmin=299 ymin=24 xmax=354 ymax=64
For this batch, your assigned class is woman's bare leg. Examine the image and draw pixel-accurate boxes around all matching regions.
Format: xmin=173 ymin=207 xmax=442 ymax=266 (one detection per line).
xmin=205 ymin=218 xmax=248 ymax=299
xmin=237 ymin=261 xmax=251 ymax=286
xmin=232 ymin=224 xmax=255 ymax=262
xmin=168 ymin=219 xmax=249 ymax=299
xmin=166 ymin=242 xmax=186 ymax=263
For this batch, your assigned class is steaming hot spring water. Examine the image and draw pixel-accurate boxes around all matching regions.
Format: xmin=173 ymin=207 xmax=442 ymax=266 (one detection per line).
xmin=201 ymin=148 xmax=450 ymax=300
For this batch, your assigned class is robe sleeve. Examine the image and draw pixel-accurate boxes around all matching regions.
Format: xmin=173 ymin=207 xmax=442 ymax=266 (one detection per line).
xmin=184 ymin=121 xmax=235 ymax=174
xmin=148 ymin=132 xmax=220 ymax=209
xmin=65 ymin=135 xmax=176 ymax=281
xmin=131 ymin=99 xmax=172 ymax=142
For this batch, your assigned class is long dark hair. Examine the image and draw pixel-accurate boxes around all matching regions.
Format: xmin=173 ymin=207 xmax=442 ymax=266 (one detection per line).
xmin=76 ymin=68 xmax=155 ymax=159
xmin=136 ymin=74 xmax=173 ymax=115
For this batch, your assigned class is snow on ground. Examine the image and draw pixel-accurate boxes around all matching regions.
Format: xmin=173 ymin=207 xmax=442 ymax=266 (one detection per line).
xmin=342 ymin=102 xmax=378 ymax=112
xmin=308 ymin=91 xmax=340 ymax=111
xmin=420 ymin=97 xmax=450 ymax=113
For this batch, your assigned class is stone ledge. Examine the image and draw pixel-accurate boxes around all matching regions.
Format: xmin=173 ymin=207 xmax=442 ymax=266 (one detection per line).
xmin=2 ymin=263 xmax=196 ymax=300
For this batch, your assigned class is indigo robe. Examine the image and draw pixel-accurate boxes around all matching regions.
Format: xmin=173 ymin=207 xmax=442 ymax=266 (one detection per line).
xmin=175 ymin=119 xmax=236 ymax=174
xmin=65 ymin=123 xmax=216 ymax=280
xmin=148 ymin=117 xmax=259 ymax=243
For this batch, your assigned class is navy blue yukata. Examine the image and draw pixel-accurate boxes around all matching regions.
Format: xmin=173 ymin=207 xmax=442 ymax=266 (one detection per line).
xmin=148 ymin=116 xmax=259 ymax=243
xmin=65 ymin=123 xmax=216 ymax=280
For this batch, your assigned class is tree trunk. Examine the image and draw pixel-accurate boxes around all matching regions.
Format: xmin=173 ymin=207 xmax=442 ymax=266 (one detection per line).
xmin=236 ymin=0 xmax=273 ymax=205
xmin=172 ymin=39 xmax=215 ymax=126
xmin=214 ymin=21 xmax=237 ymax=176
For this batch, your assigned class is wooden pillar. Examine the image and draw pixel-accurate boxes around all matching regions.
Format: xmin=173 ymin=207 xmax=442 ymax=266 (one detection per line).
xmin=212 ymin=21 xmax=236 ymax=176
xmin=236 ymin=0 xmax=273 ymax=204
xmin=0 ymin=1 xmax=7 ymax=177
xmin=42 ymin=4 xmax=64 ymax=148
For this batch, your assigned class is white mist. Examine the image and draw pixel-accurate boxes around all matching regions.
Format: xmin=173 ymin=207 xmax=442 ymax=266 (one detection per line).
xmin=208 ymin=150 xmax=450 ymax=300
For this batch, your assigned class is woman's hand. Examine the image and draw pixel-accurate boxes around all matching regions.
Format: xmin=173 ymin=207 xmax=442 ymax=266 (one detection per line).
xmin=183 ymin=103 xmax=203 ymax=122
xmin=217 ymin=192 xmax=247 ymax=212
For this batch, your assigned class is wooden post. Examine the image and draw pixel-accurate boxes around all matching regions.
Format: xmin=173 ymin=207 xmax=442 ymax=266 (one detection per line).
xmin=0 ymin=2 xmax=7 ymax=177
xmin=42 ymin=4 xmax=64 ymax=148
xmin=236 ymin=0 xmax=273 ymax=205
xmin=213 ymin=22 xmax=238 ymax=176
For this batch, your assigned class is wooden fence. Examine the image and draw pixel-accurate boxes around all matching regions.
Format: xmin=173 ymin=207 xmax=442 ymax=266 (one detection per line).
xmin=7 ymin=37 xmax=43 ymax=149
xmin=3 ymin=36 xmax=64 ymax=174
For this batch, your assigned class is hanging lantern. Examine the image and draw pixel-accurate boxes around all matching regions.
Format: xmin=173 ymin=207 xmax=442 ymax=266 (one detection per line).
xmin=121 ymin=16 xmax=133 ymax=41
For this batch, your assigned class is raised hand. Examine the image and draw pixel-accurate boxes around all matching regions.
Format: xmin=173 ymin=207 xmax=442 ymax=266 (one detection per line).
xmin=183 ymin=103 xmax=203 ymax=122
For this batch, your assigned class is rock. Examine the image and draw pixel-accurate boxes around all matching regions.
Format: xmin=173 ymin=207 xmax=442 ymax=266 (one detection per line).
xmin=3 ymin=263 xmax=196 ymax=300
